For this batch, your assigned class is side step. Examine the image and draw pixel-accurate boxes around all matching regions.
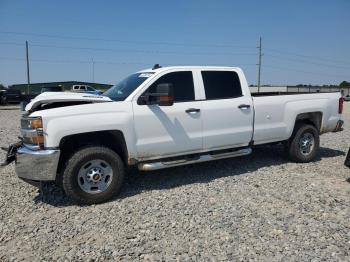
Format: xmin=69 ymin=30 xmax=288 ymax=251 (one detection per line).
xmin=138 ymin=148 xmax=252 ymax=171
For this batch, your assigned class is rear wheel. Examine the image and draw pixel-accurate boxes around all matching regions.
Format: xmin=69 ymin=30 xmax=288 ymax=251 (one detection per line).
xmin=62 ymin=146 xmax=125 ymax=204
xmin=285 ymin=124 xmax=319 ymax=163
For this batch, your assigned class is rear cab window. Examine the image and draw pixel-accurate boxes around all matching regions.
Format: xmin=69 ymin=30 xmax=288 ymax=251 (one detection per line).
xmin=201 ymin=71 xmax=242 ymax=100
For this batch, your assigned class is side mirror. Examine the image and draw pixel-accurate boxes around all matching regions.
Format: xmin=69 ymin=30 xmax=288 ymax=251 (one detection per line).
xmin=156 ymin=83 xmax=174 ymax=106
xmin=139 ymin=83 xmax=174 ymax=106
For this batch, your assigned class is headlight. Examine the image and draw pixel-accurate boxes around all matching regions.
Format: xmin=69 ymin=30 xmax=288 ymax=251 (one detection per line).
xmin=30 ymin=118 xmax=43 ymax=129
xmin=21 ymin=117 xmax=43 ymax=129
xmin=21 ymin=116 xmax=44 ymax=147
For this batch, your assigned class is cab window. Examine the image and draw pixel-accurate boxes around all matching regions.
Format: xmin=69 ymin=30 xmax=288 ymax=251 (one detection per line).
xmin=201 ymin=71 xmax=242 ymax=100
xmin=147 ymin=71 xmax=195 ymax=102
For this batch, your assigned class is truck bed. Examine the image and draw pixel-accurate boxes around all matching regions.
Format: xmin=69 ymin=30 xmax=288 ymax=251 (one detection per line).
xmin=251 ymin=91 xmax=340 ymax=97
xmin=251 ymin=91 xmax=341 ymax=145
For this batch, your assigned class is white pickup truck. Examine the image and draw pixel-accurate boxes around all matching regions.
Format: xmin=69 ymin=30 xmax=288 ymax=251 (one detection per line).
xmin=2 ymin=66 xmax=344 ymax=204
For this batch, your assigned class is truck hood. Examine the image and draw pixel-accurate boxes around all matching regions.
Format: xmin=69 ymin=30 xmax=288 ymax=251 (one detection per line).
xmin=25 ymin=92 xmax=112 ymax=112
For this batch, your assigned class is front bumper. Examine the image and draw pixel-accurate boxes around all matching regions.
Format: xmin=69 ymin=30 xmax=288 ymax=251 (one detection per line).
xmin=15 ymin=146 xmax=60 ymax=181
xmin=2 ymin=142 xmax=60 ymax=182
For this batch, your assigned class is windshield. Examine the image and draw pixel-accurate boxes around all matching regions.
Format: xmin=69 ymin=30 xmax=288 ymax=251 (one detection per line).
xmin=104 ymin=72 xmax=154 ymax=101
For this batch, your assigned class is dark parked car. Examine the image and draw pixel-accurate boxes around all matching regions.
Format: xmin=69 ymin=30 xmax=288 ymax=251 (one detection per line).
xmin=1 ymin=89 xmax=22 ymax=104
xmin=41 ymin=85 xmax=65 ymax=93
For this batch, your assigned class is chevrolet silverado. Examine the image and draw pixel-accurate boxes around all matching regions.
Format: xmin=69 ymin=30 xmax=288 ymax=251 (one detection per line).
xmin=1 ymin=66 xmax=344 ymax=204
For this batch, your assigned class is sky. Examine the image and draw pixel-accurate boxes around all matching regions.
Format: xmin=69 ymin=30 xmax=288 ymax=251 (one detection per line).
xmin=0 ymin=0 xmax=349 ymax=86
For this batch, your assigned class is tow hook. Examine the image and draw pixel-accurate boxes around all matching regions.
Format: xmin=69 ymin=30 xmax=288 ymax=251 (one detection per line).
xmin=1 ymin=141 xmax=23 ymax=167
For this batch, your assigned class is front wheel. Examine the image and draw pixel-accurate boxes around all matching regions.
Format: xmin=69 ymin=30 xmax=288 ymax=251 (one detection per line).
xmin=285 ymin=124 xmax=320 ymax=163
xmin=62 ymin=146 xmax=125 ymax=204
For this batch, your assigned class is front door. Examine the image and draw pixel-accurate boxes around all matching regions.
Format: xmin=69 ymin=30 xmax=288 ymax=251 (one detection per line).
xmin=133 ymin=71 xmax=202 ymax=159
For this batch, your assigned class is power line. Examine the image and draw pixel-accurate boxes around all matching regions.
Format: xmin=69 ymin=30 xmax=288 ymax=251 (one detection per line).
xmin=0 ymin=41 xmax=257 ymax=57
xmin=0 ymin=31 xmax=256 ymax=49
xmin=257 ymin=37 xmax=263 ymax=92
xmin=265 ymin=48 xmax=350 ymax=66
xmin=2 ymin=55 xmax=345 ymax=79
xmin=30 ymin=43 xmax=257 ymax=56
xmin=0 ymin=40 xmax=347 ymax=81
xmin=266 ymin=54 xmax=350 ymax=70
xmin=25 ymin=41 xmax=30 ymax=95
xmin=1 ymin=40 xmax=347 ymax=70
xmin=0 ymin=56 xmax=150 ymax=65
xmin=92 ymin=58 xmax=95 ymax=82
xmin=264 ymin=65 xmax=349 ymax=79
xmin=2 ymin=31 xmax=347 ymax=66
xmin=3 ymin=41 xmax=348 ymax=74
xmin=0 ymin=41 xmax=24 ymax=46
xmin=0 ymin=56 xmax=257 ymax=69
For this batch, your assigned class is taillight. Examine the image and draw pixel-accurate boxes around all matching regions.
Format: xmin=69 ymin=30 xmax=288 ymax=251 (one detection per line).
xmin=339 ymin=97 xmax=344 ymax=114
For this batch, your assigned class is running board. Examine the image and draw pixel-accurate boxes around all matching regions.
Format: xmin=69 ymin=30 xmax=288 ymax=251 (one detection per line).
xmin=138 ymin=148 xmax=252 ymax=171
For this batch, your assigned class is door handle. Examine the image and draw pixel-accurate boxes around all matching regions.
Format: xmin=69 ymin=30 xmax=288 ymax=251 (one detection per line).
xmin=186 ymin=108 xmax=200 ymax=113
xmin=238 ymin=104 xmax=251 ymax=109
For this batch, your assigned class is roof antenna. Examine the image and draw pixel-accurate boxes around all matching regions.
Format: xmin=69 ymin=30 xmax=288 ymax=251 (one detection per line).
xmin=152 ymin=64 xmax=161 ymax=70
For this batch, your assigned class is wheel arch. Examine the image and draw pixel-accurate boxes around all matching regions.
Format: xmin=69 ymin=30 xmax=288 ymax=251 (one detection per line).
xmin=57 ymin=130 xmax=130 ymax=177
xmin=293 ymin=111 xmax=323 ymax=134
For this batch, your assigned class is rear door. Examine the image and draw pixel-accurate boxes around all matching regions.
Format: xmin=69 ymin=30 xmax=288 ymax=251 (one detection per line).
xmin=199 ymin=70 xmax=253 ymax=150
xmin=132 ymin=70 xmax=203 ymax=159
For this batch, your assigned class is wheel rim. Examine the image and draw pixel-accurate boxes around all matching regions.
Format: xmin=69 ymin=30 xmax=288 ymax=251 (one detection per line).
xmin=299 ymin=132 xmax=315 ymax=156
xmin=77 ymin=159 xmax=113 ymax=194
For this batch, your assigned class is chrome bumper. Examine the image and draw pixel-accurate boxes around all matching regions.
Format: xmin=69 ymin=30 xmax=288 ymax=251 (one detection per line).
xmin=15 ymin=146 xmax=60 ymax=181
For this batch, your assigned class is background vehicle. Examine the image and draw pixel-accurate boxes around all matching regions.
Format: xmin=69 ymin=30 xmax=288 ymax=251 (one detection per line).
xmin=0 ymin=90 xmax=6 ymax=105
xmin=41 ymin=85 xmax=64 ymax=93
xmin=2 ymin=66 xmax=344 ymax=204
xmin=1 ymin=89 xmax=22 ymax=104
xmin=71 ymin=85 xmax=102 ymax=95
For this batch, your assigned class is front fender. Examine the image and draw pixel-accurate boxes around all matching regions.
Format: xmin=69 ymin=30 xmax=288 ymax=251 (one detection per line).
xmin=30 ymin=102 xmax=137 ymax=157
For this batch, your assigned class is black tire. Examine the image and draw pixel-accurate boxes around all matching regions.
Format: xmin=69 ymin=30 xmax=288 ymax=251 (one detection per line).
xmin=62 ymin=146 xmax=125 ymax=204
xmin=0 ymin=96 xmax=7 ymax=105
xmin=285 ymin=124 xmax=319 ymax=163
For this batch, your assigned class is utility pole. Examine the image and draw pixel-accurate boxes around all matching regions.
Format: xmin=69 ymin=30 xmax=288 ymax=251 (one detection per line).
xmin=26 ymin=41 xmax=31 ymax=95
xmin=92 ymin=58 xmax=95 ymax=82
xmin=257 ymin=37 xmax=262 ymax=92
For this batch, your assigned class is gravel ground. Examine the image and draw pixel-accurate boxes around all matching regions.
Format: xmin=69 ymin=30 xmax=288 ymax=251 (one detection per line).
xmin=0 ymin=105 xmax=349 ymax=261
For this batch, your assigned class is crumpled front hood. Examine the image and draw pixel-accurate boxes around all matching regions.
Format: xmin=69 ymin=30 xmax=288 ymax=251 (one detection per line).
xmin=25 ymin=92 xmax=112 ymax=112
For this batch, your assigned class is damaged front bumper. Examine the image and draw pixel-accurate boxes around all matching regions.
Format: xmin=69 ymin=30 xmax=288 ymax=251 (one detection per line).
xmin=1 ymin=142 xmax=60 ymax=184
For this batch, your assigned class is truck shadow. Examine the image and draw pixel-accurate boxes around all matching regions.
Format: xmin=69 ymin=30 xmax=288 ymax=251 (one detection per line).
xmin=34 ymin=145 xmax=345 ymax=207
